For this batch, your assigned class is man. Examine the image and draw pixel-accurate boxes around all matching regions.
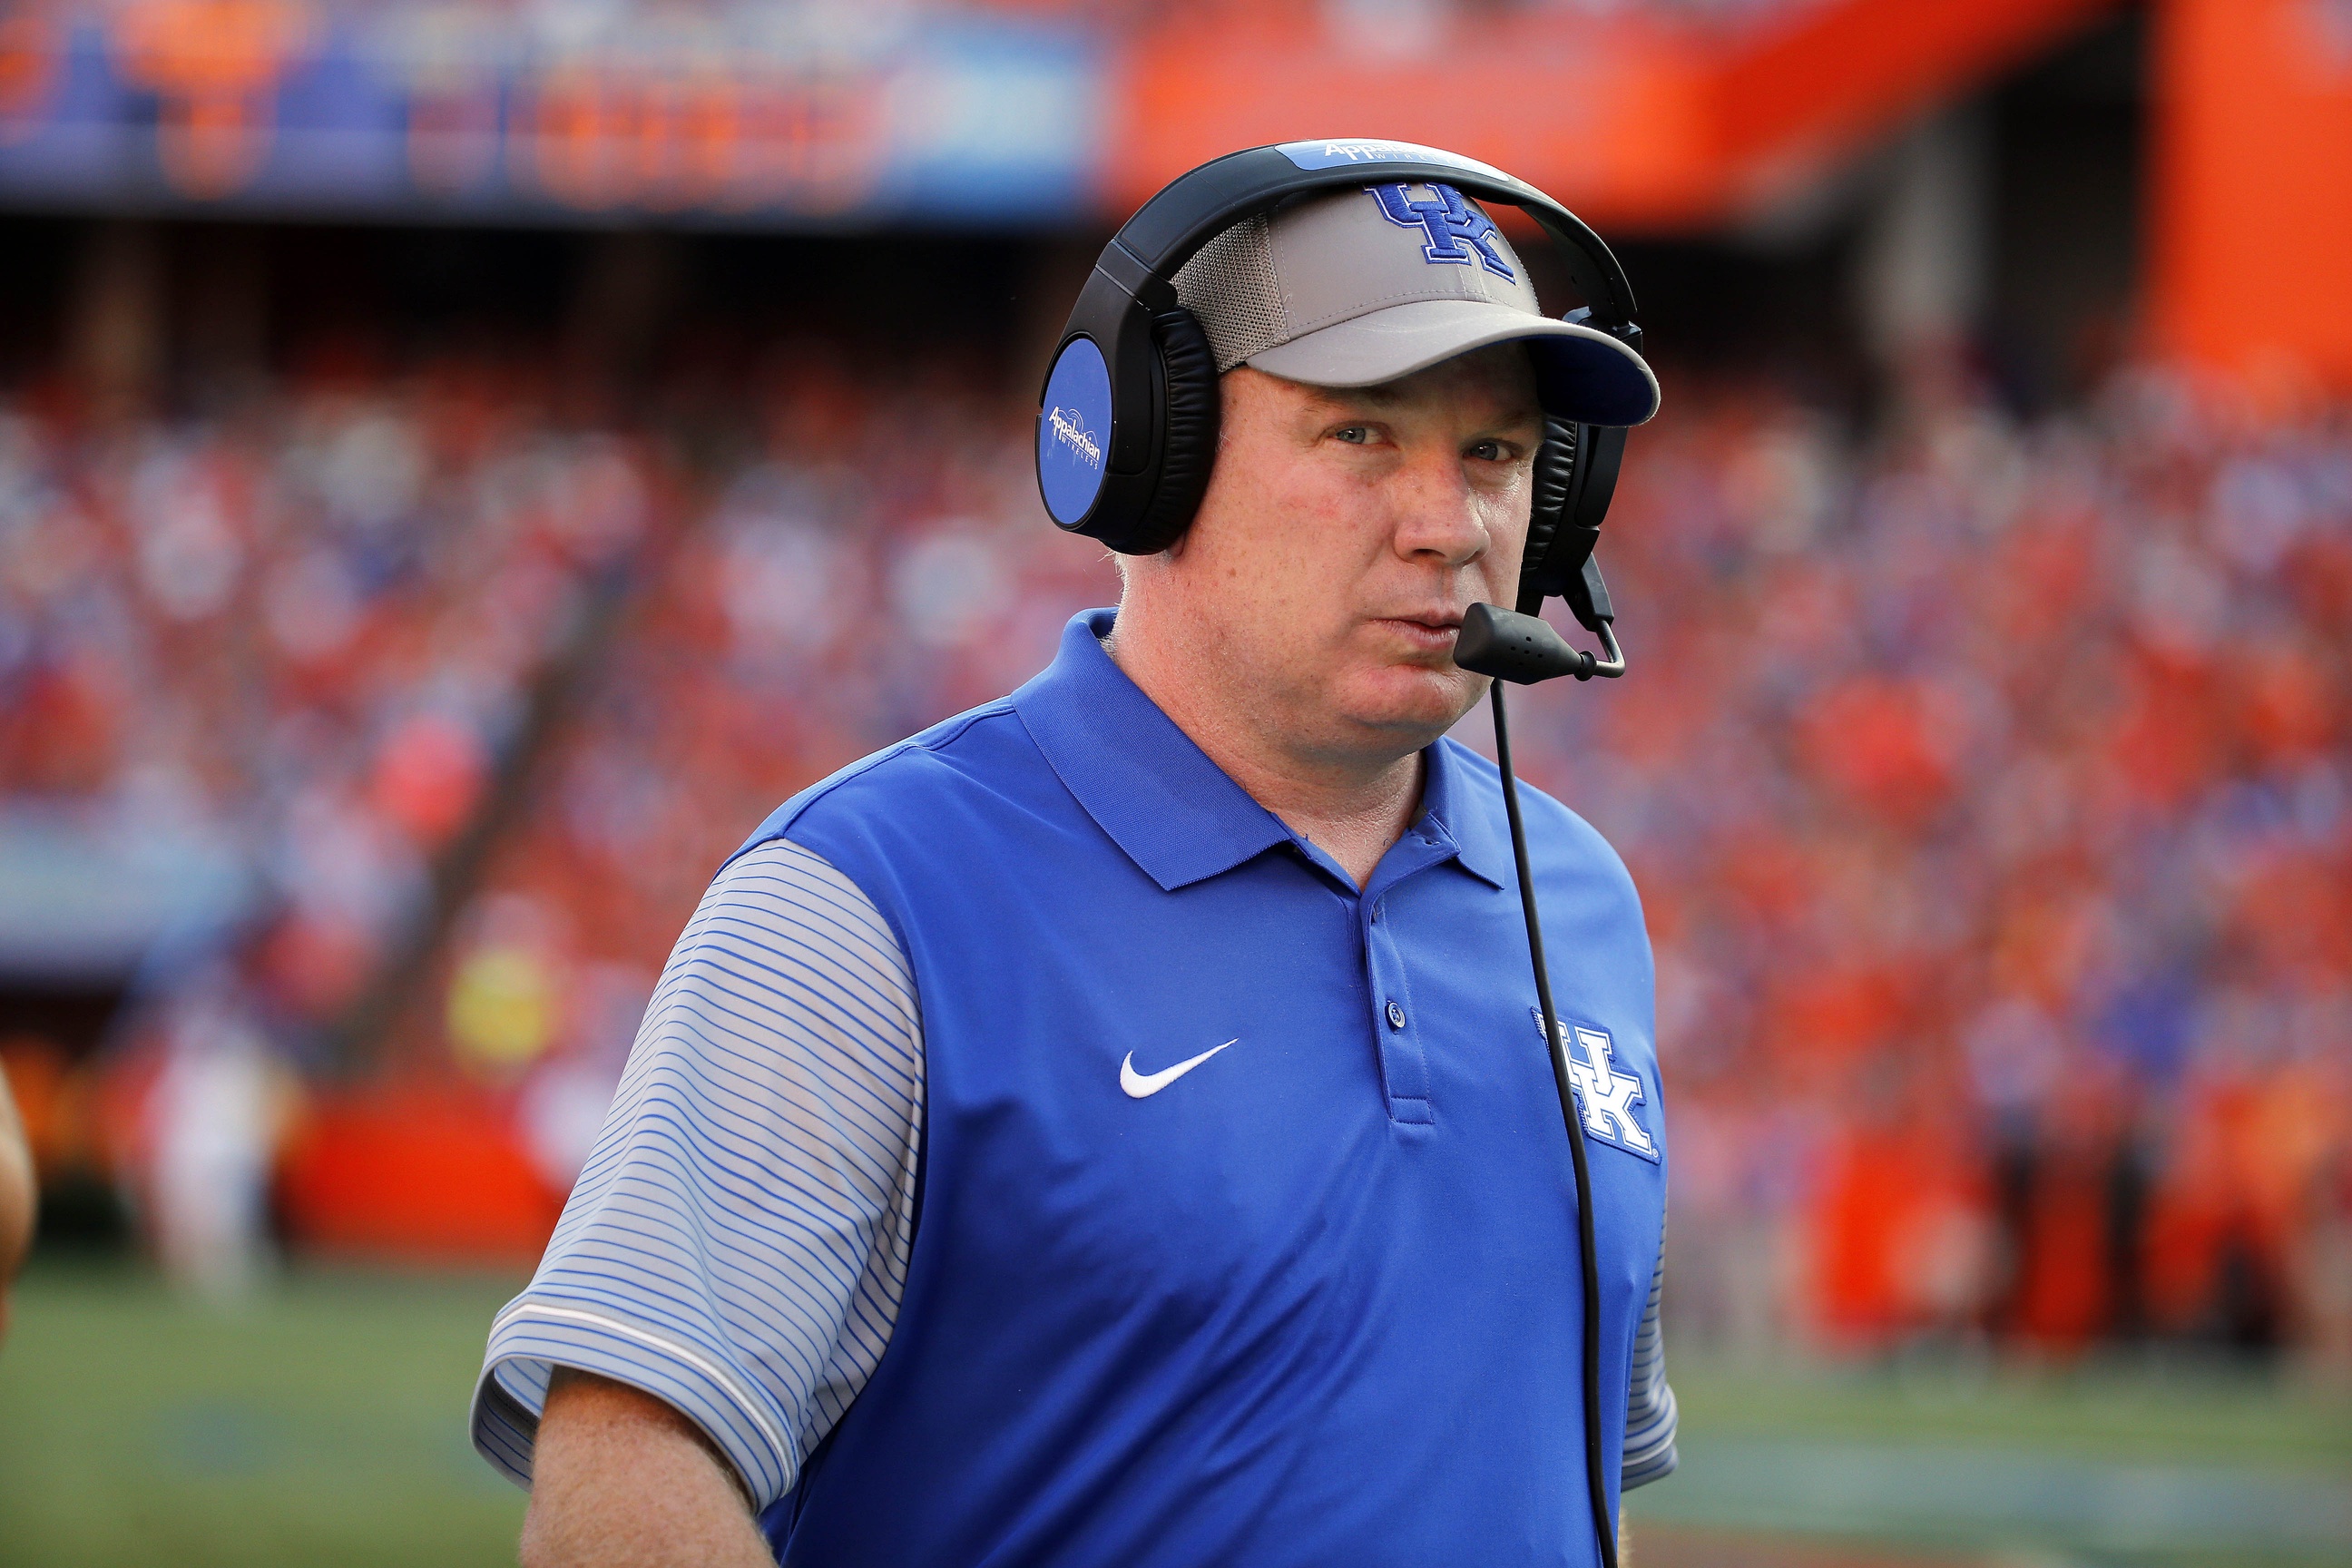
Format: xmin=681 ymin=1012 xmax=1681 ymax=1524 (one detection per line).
xmin=0 ymin=1065 xmax=33 ymax=1344
xmin=475 ymin=176 xmax=1674 ymax=1566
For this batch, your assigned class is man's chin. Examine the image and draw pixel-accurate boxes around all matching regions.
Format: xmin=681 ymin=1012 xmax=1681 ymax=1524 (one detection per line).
xmin=1332 ymin=663 xmax=1483 ymax=740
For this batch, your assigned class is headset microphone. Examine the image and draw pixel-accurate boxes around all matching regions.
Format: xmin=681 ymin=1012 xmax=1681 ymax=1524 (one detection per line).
xmin=1456 ymin=602 xmax=1619 ymax=684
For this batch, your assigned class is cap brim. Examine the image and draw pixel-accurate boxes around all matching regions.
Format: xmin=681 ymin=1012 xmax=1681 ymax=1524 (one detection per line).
xmin=1244 ymin=299 xmax=1661 ymax=426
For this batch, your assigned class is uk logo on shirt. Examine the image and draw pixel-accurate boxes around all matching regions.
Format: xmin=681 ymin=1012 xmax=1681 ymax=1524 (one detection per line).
xmin=1533 ymin=1012 xmax=1659 ymax=1161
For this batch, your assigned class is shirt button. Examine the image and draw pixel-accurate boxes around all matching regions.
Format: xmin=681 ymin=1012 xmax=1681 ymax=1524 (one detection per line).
xmin=1386 ymin=1000 xmax=1407 ymax=1030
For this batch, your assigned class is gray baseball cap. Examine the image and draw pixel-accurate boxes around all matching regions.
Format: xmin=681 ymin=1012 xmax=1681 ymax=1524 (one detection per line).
xmin=1172 ymin=181 xmax=1659 ymax=426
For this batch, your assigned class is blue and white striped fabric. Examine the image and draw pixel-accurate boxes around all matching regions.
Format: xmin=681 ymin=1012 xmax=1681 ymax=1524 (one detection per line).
xmin=471 ymin=838 xmax=923 ymax=1508
xmin=1622 ymin=1236 xmax=1679 ymax=1488
xmin=470 ymin=837 xmax=1677 ymax=1505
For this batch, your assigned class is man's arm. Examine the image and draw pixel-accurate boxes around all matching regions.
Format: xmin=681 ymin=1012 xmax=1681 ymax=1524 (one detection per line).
xmin=0 ymin=1069 xmax=34 ymax=1345
xmin=470 ymin=837 xmax=925 ymax=1550
xmin=520 ymin=1368 xmax=772 ymax=1568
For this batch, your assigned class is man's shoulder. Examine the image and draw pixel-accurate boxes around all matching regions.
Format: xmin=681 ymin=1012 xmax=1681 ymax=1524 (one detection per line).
xmin=733 ymin=698 xmax=1043 ymax=862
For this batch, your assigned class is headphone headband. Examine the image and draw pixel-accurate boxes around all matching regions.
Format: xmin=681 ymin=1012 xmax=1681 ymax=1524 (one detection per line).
xmin=1104 ymin=142 xmax=1639 ymax=329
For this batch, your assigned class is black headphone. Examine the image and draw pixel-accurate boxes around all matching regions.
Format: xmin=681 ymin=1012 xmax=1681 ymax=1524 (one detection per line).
xmin=1034 ymin=139 xmax=1644 ymax=665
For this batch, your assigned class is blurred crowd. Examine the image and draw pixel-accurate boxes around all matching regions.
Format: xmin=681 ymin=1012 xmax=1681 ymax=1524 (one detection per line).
xmin=2 ymin=345 xmax=2346 ymax=1364
xmin=0 ymin=359 xmax=655 ymax=1287
xmin=1568 ymin=371 xmax=2352 ymax=1366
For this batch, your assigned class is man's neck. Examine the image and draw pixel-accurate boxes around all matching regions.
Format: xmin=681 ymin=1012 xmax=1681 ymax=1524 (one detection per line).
xmin=1104 ymin=612 xmax=1424 ymax=890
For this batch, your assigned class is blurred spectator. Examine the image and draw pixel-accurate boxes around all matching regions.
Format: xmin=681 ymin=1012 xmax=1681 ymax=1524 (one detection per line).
xmin=136 ymin=965 xmax=291 ymax=1298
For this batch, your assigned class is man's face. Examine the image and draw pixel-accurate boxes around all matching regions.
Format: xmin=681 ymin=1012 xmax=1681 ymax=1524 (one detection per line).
xmin=1145 ymin=344 xmax=1544 ymax=764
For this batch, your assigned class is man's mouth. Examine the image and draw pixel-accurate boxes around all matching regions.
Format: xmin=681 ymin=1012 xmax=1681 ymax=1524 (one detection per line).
xmin=1375 ymin=612 xmax=1465 ymax=652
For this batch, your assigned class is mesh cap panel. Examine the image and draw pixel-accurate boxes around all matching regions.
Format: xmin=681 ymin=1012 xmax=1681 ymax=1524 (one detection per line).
xmin=1172 ymin=215 xmax=1288 ymax=373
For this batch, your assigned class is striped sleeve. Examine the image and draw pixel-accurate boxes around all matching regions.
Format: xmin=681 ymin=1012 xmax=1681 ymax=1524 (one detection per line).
xmin=1621 ymin=1234 xmax=1678 ymax=1489
xmin=470 ymin=838 xmax=923 ymax=1509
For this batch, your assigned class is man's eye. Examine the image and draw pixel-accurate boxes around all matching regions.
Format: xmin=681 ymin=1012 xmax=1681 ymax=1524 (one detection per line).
xmin=1332 ymin=426 xmax=1371 ymax=445
xmin=1468 ymin=439 xmax=1506 ymax=462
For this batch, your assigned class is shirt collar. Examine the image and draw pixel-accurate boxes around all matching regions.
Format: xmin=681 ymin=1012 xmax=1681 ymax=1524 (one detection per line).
xmin=1014 ymin=610 xmax=1510 ymax=895
xmin=1416 ymin=736 xmax=1511 ymax=891
xmin=1014 ymin=611 xmax=1293 ymax=892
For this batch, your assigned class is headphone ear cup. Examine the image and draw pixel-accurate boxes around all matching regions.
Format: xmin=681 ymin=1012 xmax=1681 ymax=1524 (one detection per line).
xmin=1123 ymin=308 xmax=1220 ymax=554
xmin=1518 ymin=416 xmax=1580 ymax=613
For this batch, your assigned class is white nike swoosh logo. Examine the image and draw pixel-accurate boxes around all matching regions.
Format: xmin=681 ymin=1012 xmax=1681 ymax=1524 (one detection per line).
xmin=1119 ymin=1040 xmax=1237 ymax=1099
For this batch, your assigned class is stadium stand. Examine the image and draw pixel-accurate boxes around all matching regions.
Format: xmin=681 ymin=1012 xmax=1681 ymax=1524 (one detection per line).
xmin=0 ymin=350 xmax=663 ymax=1265
xmin=2 ymin=342 xmax=2346 ymax=1355
xmin=0 ymin=358 xmax=652 ymax=1029
xmin=0 ymin=0 xmax=2345 ymax=1369
xmin=1580 ymin=368 xmax=2352 ymax=1357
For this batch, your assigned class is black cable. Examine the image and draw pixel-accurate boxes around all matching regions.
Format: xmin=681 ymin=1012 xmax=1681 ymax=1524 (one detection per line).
xmin=1488 ymin=679 xmax=1618 ymax=1568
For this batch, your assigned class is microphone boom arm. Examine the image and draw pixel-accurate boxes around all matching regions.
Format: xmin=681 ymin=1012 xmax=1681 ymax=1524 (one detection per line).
xmin=1454 ymin=597 xmax=1624 ymax=1568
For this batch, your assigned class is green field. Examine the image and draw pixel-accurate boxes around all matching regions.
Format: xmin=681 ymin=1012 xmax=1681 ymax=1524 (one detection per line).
xmin=1626 ymin=1353 xmax=2352 ymax=1568
xmin=2 ymin=1261 xmax=2346 ymax=1568
xmin=0 ymin=1262 xmax=529 ymax=1568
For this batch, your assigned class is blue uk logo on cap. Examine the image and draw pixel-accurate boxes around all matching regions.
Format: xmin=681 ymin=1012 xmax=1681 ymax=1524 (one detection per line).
xmin=1368 ymin=183 xmax=1515 ymax=279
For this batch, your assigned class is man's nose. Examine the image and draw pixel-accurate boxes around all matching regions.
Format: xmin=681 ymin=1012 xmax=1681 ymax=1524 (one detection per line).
xmin=1389 ymin=448 xmax=1489 ymax=566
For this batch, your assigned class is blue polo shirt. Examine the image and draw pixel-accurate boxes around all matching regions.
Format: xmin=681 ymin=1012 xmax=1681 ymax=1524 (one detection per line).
xmin=474 ymin=609 xmax=1673 ymax=1565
